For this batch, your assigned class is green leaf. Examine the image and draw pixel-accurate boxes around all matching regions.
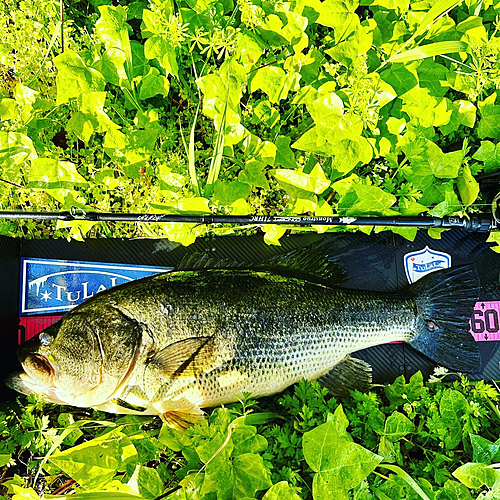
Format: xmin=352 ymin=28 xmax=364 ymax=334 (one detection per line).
xmin=440 ymin=100 xmax=476 ymax=135
xmin=139 ymin=67 xmax=170 ymax=100
xmin=400 ymin=87 xmax=439 ymax=128
xmin=159 ymin=222 xmax=206 ymax=246
xmin=142 ymin=8 xmax=172 ymax=35
xmin=416 ymin=59 xmax=451 ymax=98
xmin=231 ymin=426 xmax=268 ymax=455
xmin=235 ymin=32 xmax=265 ymax=70
xmin=201 ymin=443 xmax=272 ymax=500
xmin=380 ymin=64 xmax=418 ymax=96
xmin=274 ymin=164 xmax=330 ymax=194
xmin=405 ymin=0 xmax=462 ymax=45
xmin=453 ymin=462 xmax=499 ymax=489
xmin=473 ymin=140 xmax=500 ymax=173
xmin=49 ymin=427 xmax=138 ymax=489
xmin=292 ymin=114 xmax=365 ymax=157
xmin=180 ymin=101 xmax=201 ymax=197
xmin=325 ymin=20 xmax=374 ymax=66
xmin=262 ymin=225 xmax=287 ymax=245
xmin=95 ymin=6 xmax=132 ymax=79
xmin=212 ymin=180 xmax=249 ymax=206
xmin=67 ymin=112 xmax=96 ymax=144
xmin=131 ymin=40 xmax=149 ymax=78
xmin=128 ymin=465 xmax=164 ymax=499
xmin=93 ymin=48 xmax=128 ymax=86
xmin=384 ymin=372 xmax=427 ymax=407
xmin=332 ymin=138 xmax=373 ymax=174
xmin=0 ymin=131 xmax=37 ymax=183
xmin=470 ymin=434 xmax=500 ymax=465
xmin=156 ymin=165 xmax=186 ymax=194
xmin=262 ymin=481 xmax=301 ymax=500
xmin=436 ymin=389 xmax=468 ymax=449
xmin=250 ymin=66 xmax=293 ymax=104
xmin=303 ymin=417 xmax=383 ymax=499
xmin=399 ymin=199 xmax=428 ymax=216
xmin=338 ymin=184 xmax=399 ymax=216
xmin=54 ymin=50 xmax=106 ymax=105
xmin=307 ymin=91 xmax=344 ymax=126
xmin=403 ymin=139 xmax=462 ymax=188
xmin=389 ymin=41 xmax=467 ymax=63
xmin=28 ymin=158 xmax=88 ymax=189
xmin=67 ymin=92 xmax=118 ymax=143
xmin=238 ymin=160 xmax=269 ymax=189
xmin=478 ymin=93 xmax=500 ymax=140
xmin=331 ymin=174 xmax=359 ymax=197
xmin=275 ymin=136 xmax=296 ymax=169
xmin=228 ymin=198 xmax=252 ymax=215
xmin=0 ymin=98 xmax=19 ymax=121
xmin=158 ymin=423 xmax=192 ymax=452
xmin=438 ymin=480 xmax=473 ymax=500
xmin=251 ymin=100 xmax=280 ymax=128
xmin=383 ymin=412 xmax=415 ymax=441
xmin=457 ymin=165 xmax=479 ymax=206
xmin=144 ymin=35 xmax=178 ymax=77
xmin=176 ymin=197 xmax=211 ymax=214
xmin=380 ymin=464 xmax=432 ymax=500
xmin=428 ymin=189 xmax=460 ymax=217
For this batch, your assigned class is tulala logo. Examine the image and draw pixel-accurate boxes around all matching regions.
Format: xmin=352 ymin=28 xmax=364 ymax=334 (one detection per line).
xmin=20 ymin=258 xmax=171 ymax=315
xmin=404 ymin=247 xmax=451 ymax=284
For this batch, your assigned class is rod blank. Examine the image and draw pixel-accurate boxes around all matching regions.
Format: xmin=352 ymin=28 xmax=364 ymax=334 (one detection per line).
xmin=0 ymin=209 xmax=495 ymax=232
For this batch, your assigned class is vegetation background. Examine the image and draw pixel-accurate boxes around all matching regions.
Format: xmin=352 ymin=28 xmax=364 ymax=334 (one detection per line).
xmin=2 ymin=0 xmax=500 ymax=498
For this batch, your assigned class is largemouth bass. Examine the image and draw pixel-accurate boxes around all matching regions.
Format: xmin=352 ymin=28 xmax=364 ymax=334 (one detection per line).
xmin=6 ymin=248 xmax=480 ymax=428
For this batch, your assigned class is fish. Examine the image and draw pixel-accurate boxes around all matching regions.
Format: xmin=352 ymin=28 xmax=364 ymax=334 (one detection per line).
xmin=6 ymin=244 xmax=480 ymax=429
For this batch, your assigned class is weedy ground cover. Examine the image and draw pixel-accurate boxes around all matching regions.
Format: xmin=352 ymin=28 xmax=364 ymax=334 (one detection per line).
xmin=1 ymin=0 xmax=500 ymax=245
xmin=2 ymin=372 xmax=500 ymax=499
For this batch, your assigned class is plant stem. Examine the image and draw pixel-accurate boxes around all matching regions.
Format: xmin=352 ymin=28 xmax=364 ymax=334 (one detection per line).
xmin=60 ymin=0 xmax=64 ymax=53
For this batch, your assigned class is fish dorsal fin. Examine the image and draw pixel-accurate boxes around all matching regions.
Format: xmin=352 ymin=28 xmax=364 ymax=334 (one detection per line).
xmin=147 ymin=337 xmax=218 ymax=379
xmin=318 ymin=355 xmax=372 ymax=397
xmin=258 ymin=243 xmax=347 ymax=284
xmin=176 ymin=242 xmax=347 ymax=285
xmin=176 ymin=252 xmax=246 ymax=271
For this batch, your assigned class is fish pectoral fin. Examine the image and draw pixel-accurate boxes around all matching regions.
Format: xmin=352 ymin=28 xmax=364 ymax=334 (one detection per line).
xmin=161 ymin=406 xmax=205 ymax=431
xmin=148 ymin=337 xmax=218 ymax=379
xmin=318 ymin=355 xmax=372 ymax=397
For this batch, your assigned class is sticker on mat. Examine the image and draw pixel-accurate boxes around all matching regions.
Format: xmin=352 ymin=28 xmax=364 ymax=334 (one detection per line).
xmin=404 ymin=246 xmax=451 ymax=284
xmin=20 ymin=258 xmax=172 ymax=315
xmin=470 ymin=301 xmax=500 ymax=341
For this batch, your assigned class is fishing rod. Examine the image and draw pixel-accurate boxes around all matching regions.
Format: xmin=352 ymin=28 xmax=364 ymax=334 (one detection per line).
xmin=0 ymin=200 xmax=497 ymax=232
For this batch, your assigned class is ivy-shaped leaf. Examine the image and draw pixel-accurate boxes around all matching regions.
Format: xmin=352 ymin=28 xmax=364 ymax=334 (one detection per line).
xmin=28 ymin=158 xmax=88 ymax=189
xmin=338 ymin=184 xmax=399 ymax=216
xmin=478 ymin=92 xmax=500 ymax=140
xmin=54 ymin=50 xmax=106 ymax=105
xmin=250 ymin=66 xmax=294 ymax=104
xmin=303 ymin=413 xmax=383 ymax=499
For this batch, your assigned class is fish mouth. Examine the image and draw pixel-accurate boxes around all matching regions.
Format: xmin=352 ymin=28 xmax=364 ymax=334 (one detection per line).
xmin=5 ymin=370 xmax=67 ymax=405
xmin=22 ymin=354 xmax=56 ymax=387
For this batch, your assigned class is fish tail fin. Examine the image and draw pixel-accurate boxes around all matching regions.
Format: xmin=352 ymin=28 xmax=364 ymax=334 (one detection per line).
xmin=408 ymin=265 xmax=480 ymax=373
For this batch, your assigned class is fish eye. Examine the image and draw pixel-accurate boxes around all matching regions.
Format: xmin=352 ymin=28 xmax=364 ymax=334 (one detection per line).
xmin=39 ymin=332 xmax=52 ymax=346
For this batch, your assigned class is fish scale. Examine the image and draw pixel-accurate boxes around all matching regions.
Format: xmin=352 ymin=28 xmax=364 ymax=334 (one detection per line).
xmin=112 ymin=270 xmax=417 ymax=412
xmin=7 ymin=261 xmax=480 ymax=429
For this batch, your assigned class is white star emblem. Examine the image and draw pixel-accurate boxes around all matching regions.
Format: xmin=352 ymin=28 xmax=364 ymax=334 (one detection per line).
xmin=41 ymin=291 xmax=52 ymax=302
